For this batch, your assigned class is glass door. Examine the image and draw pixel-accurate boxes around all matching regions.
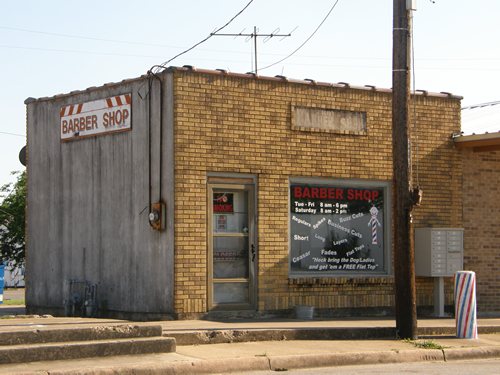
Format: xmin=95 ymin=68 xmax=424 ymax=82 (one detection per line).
xmin=208 ymin=184 xmax=255 ymax=309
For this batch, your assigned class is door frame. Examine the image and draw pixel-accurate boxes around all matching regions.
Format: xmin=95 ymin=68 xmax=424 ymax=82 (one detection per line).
xmin=207 ymin=177 xmax=257 ymax=310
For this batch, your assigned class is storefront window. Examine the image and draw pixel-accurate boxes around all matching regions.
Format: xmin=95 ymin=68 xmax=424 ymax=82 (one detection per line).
xmin=289 ymin=179 xmax=391 ymax=277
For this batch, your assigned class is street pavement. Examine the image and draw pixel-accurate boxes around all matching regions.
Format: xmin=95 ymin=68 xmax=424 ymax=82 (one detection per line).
xmin=235 ymin=358 xmax=500 ymax=375
xmin=1 ymin=289 xmax=500 ymax=374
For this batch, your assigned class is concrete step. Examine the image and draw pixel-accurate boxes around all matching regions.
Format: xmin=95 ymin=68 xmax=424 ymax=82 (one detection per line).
xmin=169 ymin=327 xmax=397 ymax=345
xmin=168 ymin=325 xmax=500 ymax=346
xmin=0 ymin=336 xmax=176 ymax=364
xmin=0 ymin=324 xmax=162 ymax=346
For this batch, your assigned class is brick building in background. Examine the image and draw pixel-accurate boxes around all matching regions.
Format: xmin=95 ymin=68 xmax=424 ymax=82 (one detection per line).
xmin=455 ymin=102 xmax=500 ymax=314
xmin=26 ymin=66 xmax=471 ymax=319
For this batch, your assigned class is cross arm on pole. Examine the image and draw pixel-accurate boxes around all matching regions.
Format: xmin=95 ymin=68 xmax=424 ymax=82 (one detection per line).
xmin=210 ymin=26 xmax=293 ymax=74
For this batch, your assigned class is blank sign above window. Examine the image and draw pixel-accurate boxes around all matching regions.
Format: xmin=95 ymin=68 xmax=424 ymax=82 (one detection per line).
xmin=292 ymin=105 xmax=367 ymax=135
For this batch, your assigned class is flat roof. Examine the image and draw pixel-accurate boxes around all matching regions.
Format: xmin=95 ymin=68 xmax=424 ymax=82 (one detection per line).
xmin=454 ymin=101 xmax=500 ymax=152
xmin=461 ymin=101 xmax=500 ymax=135
xmin=453 ymin=132 xmax=500 ymax=152
xmin=26 ymin=65 xmax=463 ymax=104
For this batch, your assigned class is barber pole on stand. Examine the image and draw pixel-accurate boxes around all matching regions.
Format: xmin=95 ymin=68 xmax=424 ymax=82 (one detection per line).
xmin=455 ymin=271 xmax=478 ymax=339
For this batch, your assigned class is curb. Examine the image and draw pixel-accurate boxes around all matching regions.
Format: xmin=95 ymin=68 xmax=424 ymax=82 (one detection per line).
xmin=169 ymin=327 xmax=396 ymax=345
xmin=168 ymin=326 xmax=500 ymax=346
xmin=30 ymin=346 xmax=500 ymax=375
xmin=443 ymin=346 xmax=500 ymax=361
xmin=47 ymin=357 xmax=271 ymax=375
xmin=268 ymin=349 xmax=444 ymax=370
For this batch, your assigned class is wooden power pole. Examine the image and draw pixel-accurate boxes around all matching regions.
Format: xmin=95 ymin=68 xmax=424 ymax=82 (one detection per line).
xmin=392 ymin=0 xmax=418 ymax=339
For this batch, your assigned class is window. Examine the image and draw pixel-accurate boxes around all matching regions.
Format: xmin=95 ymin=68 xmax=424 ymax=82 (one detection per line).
xmin=289 ymin=178 xmax=391 ymax=277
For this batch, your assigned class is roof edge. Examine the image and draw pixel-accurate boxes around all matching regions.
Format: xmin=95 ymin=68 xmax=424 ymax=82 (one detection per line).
xmin=170 ymin=66 xmax=463 ymax=100
xmin=25 ymin=65 xmax=463 ymax=104
xmin=26 ymin=74 xmax=149 ymax=104
xmin=454 ymin=131 xmax=500 ymax=150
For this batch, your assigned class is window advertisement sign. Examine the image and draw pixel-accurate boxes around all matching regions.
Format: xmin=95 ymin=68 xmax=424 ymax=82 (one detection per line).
xmin=213 ymin=192 xmax=234 ymax=214
xmin=289 ymin=180 xmax=390 ymax=276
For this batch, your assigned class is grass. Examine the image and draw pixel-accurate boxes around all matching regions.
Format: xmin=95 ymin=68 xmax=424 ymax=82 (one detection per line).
xmin=1 ymin=299 xmax=25 ymax=305
xmin=403 ymin=338 xmax=445 ymax=350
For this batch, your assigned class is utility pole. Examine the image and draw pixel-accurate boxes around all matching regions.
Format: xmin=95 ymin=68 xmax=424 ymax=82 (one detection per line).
xmin=211 ymin=26 xmax=291 ymax=74
xmin=392 ymin=0 xmax=418 ymax=339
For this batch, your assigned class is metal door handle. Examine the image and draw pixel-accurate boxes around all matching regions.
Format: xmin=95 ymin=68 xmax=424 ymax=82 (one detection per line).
xmin=251 ymin=244 xmax=256 ymax=262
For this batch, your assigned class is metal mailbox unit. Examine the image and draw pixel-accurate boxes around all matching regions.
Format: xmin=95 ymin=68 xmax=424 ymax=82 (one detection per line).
xmin=415 ymin=228 xmax=464 ymax=276
xmin=415 ymin=228 xmax=464 ymax=317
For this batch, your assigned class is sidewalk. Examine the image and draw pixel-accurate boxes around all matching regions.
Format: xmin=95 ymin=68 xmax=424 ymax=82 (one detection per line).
xmin=1 ymin=333 xmax=500 ymax=375
xmin=1 ymin=310 xmax=500 ymax=374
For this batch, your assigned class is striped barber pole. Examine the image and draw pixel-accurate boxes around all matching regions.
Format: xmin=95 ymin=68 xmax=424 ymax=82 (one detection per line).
xmin=454 ymin=271 xmax=478 ymax=339
xmin=371 ymin=219 xmax=377 ymax=245
xmin=368 ymin=206 xmax=381 ymax=245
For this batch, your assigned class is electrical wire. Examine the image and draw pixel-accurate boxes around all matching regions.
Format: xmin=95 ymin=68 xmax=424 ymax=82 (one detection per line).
xmin=2 ymin=43 xmax=498 ymax=70
xmin=153 ymin=0 xmax=254 ymax=73
xmin=147 ymin=76 xmax=153 ymax=220
xmin=0 ymin=131 xmax=25 ymax=137
xmin=0 ymin=44 xmax=164 ymax=58
xmin=462 ymin=101 xmax=500 ymax=110
xmin=410 ymin=11 xmax=419 ymax=187
xmin=0 ymin=25 xmax=181 ymax=48
xmin=0 ymin=172 xmax=24 ymax=207
xmin=259 ymin=0 xmax=341 ymax=72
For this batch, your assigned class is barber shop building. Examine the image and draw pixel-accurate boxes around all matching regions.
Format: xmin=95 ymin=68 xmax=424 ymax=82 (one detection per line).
xmin=26 ymin=66 xmax=475 ymax=320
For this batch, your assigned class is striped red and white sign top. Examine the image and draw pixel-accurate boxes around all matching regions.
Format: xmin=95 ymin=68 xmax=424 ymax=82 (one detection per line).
xmin=60 ymin=94 xmax=131 ymax=118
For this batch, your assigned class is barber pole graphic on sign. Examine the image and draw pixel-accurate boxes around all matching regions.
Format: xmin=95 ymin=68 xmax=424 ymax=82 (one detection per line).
xmin=60 ymin=94 xmax=132 ymax=141
xmin=367 ymin=205 xmax=381 ymax=245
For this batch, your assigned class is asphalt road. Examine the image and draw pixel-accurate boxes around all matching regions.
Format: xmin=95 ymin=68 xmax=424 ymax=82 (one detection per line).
xmin=237 ymin=358 xmax=500 ymax=375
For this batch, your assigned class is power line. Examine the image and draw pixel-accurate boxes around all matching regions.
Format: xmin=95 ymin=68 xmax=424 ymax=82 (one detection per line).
xmin=152 ymin=0 xmax=254 ymax=73
xmin=0 ymin=44 xmax=164 ymax=59
xmin=2 ymin=41 xmax=499 ymax=67
xmin=410 ymin=11 xmax=420 ymax=187
xmin=0 ymin=25 xmax=180 ymax=49
xmin=259 ymin=0 xmax=341 ymax=72
xmin=0 ymin=131 xmax=25 ymax=138
xmin=0 ymin=171 xmax=24 ymax=207
xmin=462 ymin=100 xmax=500 ymax=110
xmin=4 ymin=42 xmax=500 ymax=73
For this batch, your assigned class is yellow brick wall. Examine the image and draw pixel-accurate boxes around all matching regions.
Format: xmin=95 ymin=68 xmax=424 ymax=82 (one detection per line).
xmin=172 ymin=70 xmax=462 ymax=315
xmin=462 ymin=149 xmax=500 ymax=313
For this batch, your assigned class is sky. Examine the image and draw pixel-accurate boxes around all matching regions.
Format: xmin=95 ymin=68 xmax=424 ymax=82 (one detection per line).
xmin=1 ymin=0 xmax=500 ymax=193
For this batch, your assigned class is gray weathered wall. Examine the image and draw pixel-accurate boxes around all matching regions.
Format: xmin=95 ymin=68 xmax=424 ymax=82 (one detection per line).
xmin=26 ymin=74 xmax=174 ymax=317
